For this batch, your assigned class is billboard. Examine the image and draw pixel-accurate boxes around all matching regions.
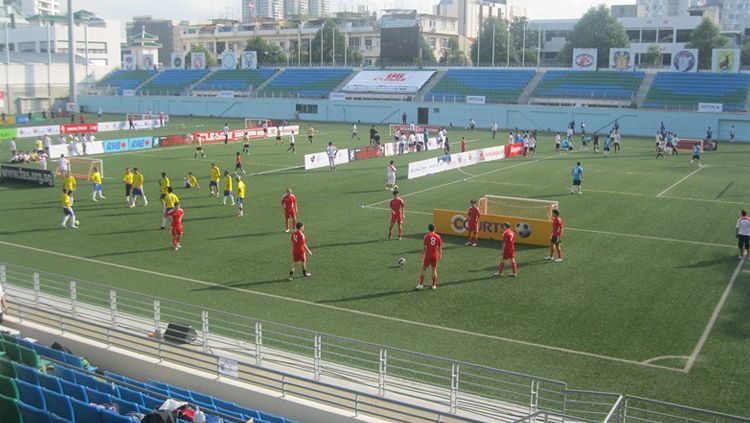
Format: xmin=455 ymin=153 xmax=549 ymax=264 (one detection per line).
xmin=609 ymin=48 xmax=635 ymax=71
xmin=122 ymin=54 xmax=135 ymax=70
xmin=342 ymin=71 xmax=435 ymax=94
xmin=60 ymin=123 xmax=98 ymax=134
xmin=142 ymin=54 xmax=155 ymax=70
xmin=191 ymin=52 xmax=206 ymax=70
xmin=171 ymin=52 xmax=185 ymax=69
xmin=670 ymin=49 xmax=698 ymax=73
xmin=380 ymin=26 xmax=420 ymax=64
xmin=0 ymin=165 xmax=55 ymax=187
xmin=711 ymin=49 xmax=740 ymax=73
xmin=241 ymin=51 xmax=257 ymax=70
xmin=432 ymin=209 xmax=552 ymax=247
xmin=221 ymin=51 xmax=237 ymax=70
xmin=572 ymin=48 xmax=597 ymax=71
xmin=304 ymin=149 xmax=350 ymax=170
xmin=407 ymin=146 xmax=505 ymax=179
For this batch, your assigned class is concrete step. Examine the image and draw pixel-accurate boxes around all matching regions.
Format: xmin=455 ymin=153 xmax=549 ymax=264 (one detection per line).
xmin=518 ymin=69 xmax=545 ymax=104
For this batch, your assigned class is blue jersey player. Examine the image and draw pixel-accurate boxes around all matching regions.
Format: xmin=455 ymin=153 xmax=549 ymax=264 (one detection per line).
xmin=571 ymin=162 xmax=584 ymax=194
xmin=690 ymin=143 xmax=703 ymax=167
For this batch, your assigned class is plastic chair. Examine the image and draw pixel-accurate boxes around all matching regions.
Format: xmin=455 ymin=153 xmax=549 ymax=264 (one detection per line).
xmin=0 ymin=374 xmax=19 ymax=399
xmin=60 ymin=378 xmax=88 ymax=403
xmin=70 ymin=397 xmax=102 ymax=423
xmin=41 ymin=387 xmax=74 ymax=421
xmin=13 ymin=362 xmax=38 ymax=385
xmin=19 ymin=346 xmax=42 ymax=369
xmin=0 ymin=357 xmax=17 ymax=378
xmin=0 ymin=393 xmax=23 ymax=423
xmin=116 ymin=385 xmax=145 ymax=407
xmin=99 ymin=408 xmax=133 ymax=423
xmin=84 ymin=386 xmax=112 ymax=405
xmin=16 ymin=378 xmax=46 ymax=409
xmin=18 ymin=400 xmax=52 ymax=423
xmin=37 ymin=372 xmax=62 ymax=393
xmin=53 ymin=366 xmax=76 ymax=383
xmin=110 ymin=397 xmax=139 ymax=414
xmin=189 ymin=389 xmax=214 ymax=406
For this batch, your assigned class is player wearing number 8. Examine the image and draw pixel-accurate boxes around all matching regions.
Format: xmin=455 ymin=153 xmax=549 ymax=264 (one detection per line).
xmin=417 ymin=224 xmax=443 ymax=290
xmin=289 ymin=222 xmax=312 ymax=280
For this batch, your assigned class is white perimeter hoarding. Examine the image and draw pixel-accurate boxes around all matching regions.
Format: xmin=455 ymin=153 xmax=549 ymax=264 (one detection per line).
xmin=342 ymin=71 xmax=435 ymax=94
xmin=304 ymin=149 xmax=350 ymax=170
xmin=17 ymin=125 xmax=60 ymax=138
xmin=408 ymin=146 xmax=505 ymax=179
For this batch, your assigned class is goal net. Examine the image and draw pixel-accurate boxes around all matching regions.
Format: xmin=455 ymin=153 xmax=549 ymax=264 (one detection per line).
xmin=56 ymin=157 xmax=103 ymax=180
xmin=478 ymin=195 xmax=559 ymax=220
xmin=245 ymin=118 xmax=273 ymax=129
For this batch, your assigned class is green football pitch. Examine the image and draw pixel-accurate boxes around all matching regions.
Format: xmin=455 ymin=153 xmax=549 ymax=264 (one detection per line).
xmin=1 ymin=116 xmax=749 ymax=416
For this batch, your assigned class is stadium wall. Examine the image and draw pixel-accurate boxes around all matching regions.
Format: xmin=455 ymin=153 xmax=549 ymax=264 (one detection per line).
xmin=79 ymin=95 xmax=750 ymax=141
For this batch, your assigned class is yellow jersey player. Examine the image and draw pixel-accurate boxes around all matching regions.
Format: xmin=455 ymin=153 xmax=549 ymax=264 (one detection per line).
xmin=183 ymin=172 xmax=199 ymax=189
xmin=61 ymin=188 xmax=78 ymax=229
xmin=63 ymin=173 xmax=76 ymax=205
xmin=236 ymin=175 xmax=246 ymax=217
xmin=209 ymin=163 xmax=221 ymax=197
xmin=160 ymin=186 xmax=180 ymax=230
xmin=129 ymin=168 xmax=148 ymax=207
xmin=222 ymin=170 xmax=235 ymax=206
xmin=194 ymin=135 xmax=205 ymax=158
xmin=159 ymin=172 xmax=171 ymax=210
xmin=90 ymin=166 xmax=105 ymax=201
xmin=123 ymin=168 xmax=134 ymax=204
xmin=307 ymin=126 xmax=315 ymax=143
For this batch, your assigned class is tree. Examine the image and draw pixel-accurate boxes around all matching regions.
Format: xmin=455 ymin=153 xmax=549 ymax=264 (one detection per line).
xmin=642 ymin=44 xmax=663 ymax=67
xmin=558 ymin=5 xmax=629 ymax=68
xmin=184 ymin=46 xmax=217 ymax=68
xmin=509 ymin=17 xmax=541 ymax=65
xmin=419 ymin=36 xmax=437 ymax=65
xmin=245 ymin=36 xmax=287 ymax=66
xmin=310 ymin=19 xmax=362 ymax=66
xmin=742 ymin=38 xmax=750 ymax=68
xmin=686 ymin=18 xmax=728 ymax=69
xmin=469 ymin=16 xmax=515 ymax=66
xmin=439 ymin=37 xmax=466 ymax=66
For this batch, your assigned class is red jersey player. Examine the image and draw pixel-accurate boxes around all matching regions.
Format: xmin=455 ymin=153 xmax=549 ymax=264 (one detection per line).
xmin=388 ymin=190 xmax=405 ymax=240
xmin=235 ymin=152 xmax=246 ymax=175
xmin=289 ymin=221 xmax=312 ymax=280
xmin=545 ymin=209 xmax=564 ymax=262
xmin=465 ymin=199 xmax=480 ymax=246
xmin=281 ymin=188 xmax=298 ymax=232
xmin=165 ymin=202 xmax=184 ymax=250
xmin=417 ymin=224 xmax=443 ymax=290
xmin=494 ymin=223 xmax=517 ymax=277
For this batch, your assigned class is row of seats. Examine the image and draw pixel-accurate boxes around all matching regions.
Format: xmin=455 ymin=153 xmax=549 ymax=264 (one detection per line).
xmin=533 ymin=70 xmax=645 ymax=100
xmin=97 ymin=70 xmax=157 ymax=94
xmin=425 ymin=69 xmax=535 ymax=103
xmin=194 ymin=69 xmax=278 ymax=91
xmin=0 ymin=332 xmax=295 ymax=423
xmin=259 ymin=68 xmax=353 ymax=98
xmin=644 ymin=72 xmax=750 ymax=111
xmin=139 ymin=70 xmax=211 ymax=95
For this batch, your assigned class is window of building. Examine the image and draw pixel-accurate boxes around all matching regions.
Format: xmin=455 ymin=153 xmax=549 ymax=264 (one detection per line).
xmin=349 ymin=37 xmax=361 ymax=47
xmin=296 ymin=104 xmax=318 ymax=113
xmin=658 ymin=28 xmax=673 ymax=43
xmin=627 ymin=30 xmax=640 ymax=43
xmin=429 ymin=38 xmax=436 ymax=47
xmin=675 ymin=29 xmax=692 ymax=43
xmin=17 ymin=42 xmax=36 ymax=53
xmin=641 ymin=29 xmax=657 ymax=43
xmin=364 ymin=38 xmax=372 ymax=48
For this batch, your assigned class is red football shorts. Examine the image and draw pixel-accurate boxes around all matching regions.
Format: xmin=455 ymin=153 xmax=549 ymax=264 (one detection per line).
xmin=285 ymin=209 xmax=296 ymax=220
xmin=172 ymin=226 xmax=183 ymax=236
xmin=390 ymin=213 xmax=403 ymax=224
xmin=467 ymin=220 xmax=479 ymax=232
xmin=502 ymin=249 xmax=515 ymax=260
xmin=422 ymin=255 xmax=439 ymax=268
xmin=293 ymin=250 xmax=306 ymax=263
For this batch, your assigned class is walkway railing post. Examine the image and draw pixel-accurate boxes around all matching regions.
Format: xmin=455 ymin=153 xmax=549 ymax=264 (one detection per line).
xmin=109 ymin=289 xmax=117 ymax=327
xmin=69 ymin=281 xmax=77 ymax=317
xmin=255 ymin=322 xmax=263 ymax=366
xmin=153 ymin=299 xmax=160 ymax=335
xmin=32 ymin=272 xmax=40 ymax=308
xmin=450 ymin=363 xmax=459 ymax=414
xmin=313 ymin=334 xmax=321 ymax=381
xmin=202 ymin=310 xmax=209 ymax=353
xmin=378 ymin=348 xmax=387 ymax=396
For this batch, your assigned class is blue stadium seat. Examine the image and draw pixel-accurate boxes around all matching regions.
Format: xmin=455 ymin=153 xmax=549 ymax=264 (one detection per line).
xmin=99 ymin=408 xmax=133 ymax=423
xmin=62 ymin=353 xmax=86 ymax=370
xmin=60 ymin=378 xmax=88 ymax=403
xmin=189 ymin=389 xmax=214 ymax=406
xmin=120 ymin=375 xmax=148 ymax=390
xmin=74 ymin=371 xmax=99 ymax=389
xmin=50 ymin=415 xmax=73 ymax=423
xmin=16 ymin=378 xmax=46 ymax=409
xmin=53 ymin=366 xmax=76 ymax=383
xmin=71 ymin=397 xmax=103 ymax=423
xmin=42 ymin=387 xmax=74 ymax=421
xmin=212 ymin=397 xmax=237 ymax=413
xmin=110 ymin=397 xmax=139 ymax=415
xmin=18 ymin=400 xmax=53 ymax=423
xmin=426 ymin=69 xmax=535 ymax=103
xmin=84 ymin=386 xmax=112 ymax=405
xmin=37 ymin=372 xmax=62 ymax=393
xmin=103 ymin=371 xmax=126 ymax=384
xmin=147 ymin=379 xmax=170 ymax=391
xmin=143 ymin=394 xmax=163 ymax=410
xmin=13 ymin=362 xmax=39 ymax=385
xmin=259 ymin=411 xmax=286 ymax=423
xmin=37 ymin=346 xmax=66 ymax=364
xmin=116 ymin=385 xmax=145 ymax=406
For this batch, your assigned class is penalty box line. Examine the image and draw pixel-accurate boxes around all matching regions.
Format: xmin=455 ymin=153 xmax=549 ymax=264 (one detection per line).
xmin=0 ymin=239 xmax=682 ymax=373
xmin=657 ymin=166 xmax=706 ymax=198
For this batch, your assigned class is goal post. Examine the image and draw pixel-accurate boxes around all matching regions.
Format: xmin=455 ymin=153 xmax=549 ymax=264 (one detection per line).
xmin=55 ymin=157 xmax=103 ymax=180
xmin=244 ymin=118 xmax=273 ymax=129
xmin=478 ymin=195 xmax=559 ymax=221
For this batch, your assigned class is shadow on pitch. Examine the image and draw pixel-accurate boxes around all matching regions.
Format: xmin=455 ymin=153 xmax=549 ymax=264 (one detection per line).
xmin=317 ymin=275 xmax=494 ymax=304
xmin=91 ymin=228 xmax=161 ymax=236
xmin=675 ymin=255 xmax=738 ymax=269
xmin=86 ymin=246 xmax=172 ymax=258
xmin=208 ymin=232 xmax=277 ymax=240
xmin=0 ymin=227 xmax=64 ymax=235
xmin=190 ymin=278 xmax=292 ymax=291
xmin=315 ymin=238 xmax=385 ymax=249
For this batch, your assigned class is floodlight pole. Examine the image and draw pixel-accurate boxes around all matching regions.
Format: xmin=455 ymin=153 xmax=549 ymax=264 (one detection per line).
xmin=320 ymin=22 xmax=324 ymax=67
xmin=491 ymin=23 xmax=495 ymax=67
xmin=68 ymin=0 xmax=76 ymax=104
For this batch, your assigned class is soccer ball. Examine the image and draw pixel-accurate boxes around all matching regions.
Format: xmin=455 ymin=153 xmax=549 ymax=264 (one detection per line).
xmin=75 ymin=220 xmax=80 ymax=226
xmin=392 ymin=184 xmax=399 ymax=191
xmin=398 ymin=257 xmax=406 ymax=266
xmin=515 ymin=222 xmax=532 ymax=238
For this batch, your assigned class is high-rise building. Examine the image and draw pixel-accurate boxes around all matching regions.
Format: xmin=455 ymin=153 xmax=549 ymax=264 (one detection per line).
xmin=283 ymin=0 xmax=307 ymax=17
xmin=6 ymin=0 xmax=61 ymax=16
xmin=307 ymin=0 xmax=329 ymax=17
xmin=636 ymin=0 xmax=694 ymax=17
xmin=434 ymin=0 xmax=505 ymax=40
xmin=705 ymin=0 xmax=750 ymax=31
xmin=249 ymin=0 xmax=284 ymax=20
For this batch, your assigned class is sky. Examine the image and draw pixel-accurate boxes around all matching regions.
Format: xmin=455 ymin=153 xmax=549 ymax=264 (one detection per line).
xmin=73 ymin=0 xmax=631 ymax=23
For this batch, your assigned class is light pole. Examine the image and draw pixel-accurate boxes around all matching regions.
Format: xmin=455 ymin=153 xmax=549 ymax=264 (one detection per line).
xmin=521 ymin=22 xmax=526 ymax=67
xmin=297 ymin=21 xmax=303 ymax=67
xmin=67 ymin=0 xmax=76 ymax=104
xmin=320 ymin=22 xmax=324 ymax=67
xmin=491 ymin=22 xmax=495 ymax=67
xmin=505 ymin=22 xmax=510 ymax=67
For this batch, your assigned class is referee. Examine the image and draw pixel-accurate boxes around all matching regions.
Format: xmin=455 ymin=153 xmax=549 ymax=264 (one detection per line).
xmin=736 ymin=210 xmax=750 ymax=259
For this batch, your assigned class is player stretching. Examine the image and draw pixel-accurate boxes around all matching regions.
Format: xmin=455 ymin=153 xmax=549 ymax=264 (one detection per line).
xmin=281 ymin=188 xmax=298 ymax=232
xmin=571 ymin=162 xmax=583 ymax=194
xmin=90 ymin=166 xmax=106 ymax=201
xmin=236 ymin=175 xmax=246 ymax=217
xmin=326 ymin=142 xmax=338 ymax=171
xmin=159 ymin=172 xmax=171 ymax=211
xmin=386 ymin=161 xmax=397 ymax=190
xmin=194 ymin=136 xmax=206 ymax=158
xmin=388 ymin=191 xmax=405 ymax=240
xmin=165 ymin=202 xmax=184 ymax=250
xmin=63 ymin=172 xmax=76 ymax=205
xmin=689 ymin=143 xmax=703 ymax=167
xmin=184 ymin=172 xmax=199 ymax=189
xmin=61 ymin=188 xmax=78 ymax=229
xmin=160 ymin=187 xmax=180 ymax=230
xmin=465 ymin=200 xmax=480 ymax=246
xmin=222 ymin=170 xmax=235 ymax=205
xmin=235 ymin=152 xmax=246 ymax=175
xmin=545 ymin=209 xmax=564 ymax=262
xmin=494 ymin=223 xmax=517 ymax=277
xmin=209 ymin=163 xmax=221 ymax=197
xmin=417 ymin=224 xmax=443 ymax=290
xmin=130 ymin=168 xmax=148 ymax=207
xmin=123 ymin=168 xmax=134 ymax=205
xmin=289 ymin=222 xmax=312 ymax=280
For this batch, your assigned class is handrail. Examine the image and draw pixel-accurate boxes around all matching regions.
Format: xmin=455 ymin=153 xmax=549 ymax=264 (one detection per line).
xmin=602 ymin=395 xmax=624 ymax=423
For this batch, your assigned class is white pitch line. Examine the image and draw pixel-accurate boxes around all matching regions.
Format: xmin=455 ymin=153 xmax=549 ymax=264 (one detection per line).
xmin=251 ymin=165 xmax=302 ymax=176
xmin=0 ymin=240 xmax=682 ymax=372
xmin=657 ymin=166 xmax=706 ymax=198
xmin=363 ymin=206 xmax=433 ymax=216
xmin=684 ymin=257 xmax=746 ymax=372
xmin=583 ymin=189 xmax=643 ymax=197
xmin=659 ymin=195 xmax=747 ymax=206
xmin=463 ymin=179 xmax=531 ymax=188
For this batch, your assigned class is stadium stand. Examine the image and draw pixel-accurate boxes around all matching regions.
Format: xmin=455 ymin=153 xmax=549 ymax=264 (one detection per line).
xmin=258 ymin=68 xmax=352 ymax=98
xmin=425 ymin=69 xmax=535 ymax=103
xmin=95 ymin=70 xmax=157 ymax=94
xmin=532 ymin=70 xmax=645 ymax=100
xmin=643 ymin=72 xmax=750 ymax=112
xmin=0 ymin=331 xmax=298 ymax=423
xmin=139 ymin=69 xmax=211 ymax=95
xmin=193 ymin=69 xmax=278 ymax=92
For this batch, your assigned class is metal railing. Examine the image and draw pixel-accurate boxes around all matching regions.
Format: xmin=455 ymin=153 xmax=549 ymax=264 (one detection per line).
xmin=1 ymin=262 xmax=749 ymax=423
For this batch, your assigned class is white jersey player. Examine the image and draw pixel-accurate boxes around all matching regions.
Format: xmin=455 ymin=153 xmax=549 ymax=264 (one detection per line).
xmin=326 ymin=142 xmax=338 ymax=171
xmin=59 ymin=154 xmax=69 ymax=176
xmin=386 ymin=161 xmax=397 ymax=190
